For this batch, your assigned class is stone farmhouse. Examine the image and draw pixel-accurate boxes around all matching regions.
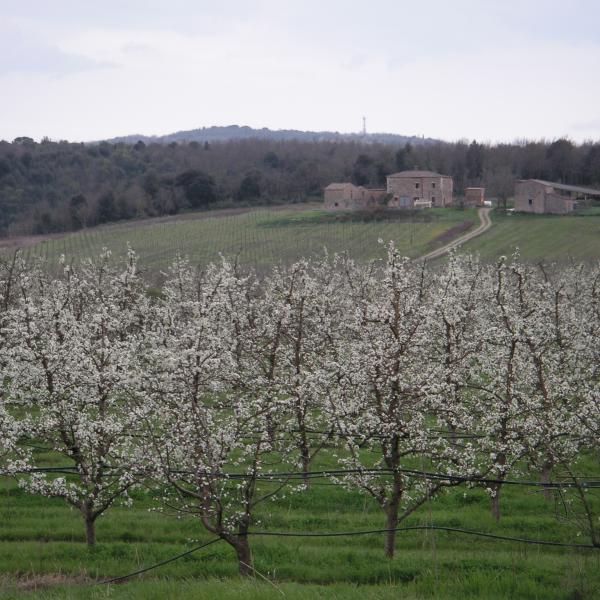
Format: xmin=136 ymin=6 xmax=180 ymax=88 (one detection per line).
xmin=323 ymin=183 xmax=386 ymax=210
xmin=324 ymin=170 xmax=453 ymax=211
xmin=515 ymin=179 xmax=600 ymax=214
xmin=386 ymin=170 xmax=453 ymax=208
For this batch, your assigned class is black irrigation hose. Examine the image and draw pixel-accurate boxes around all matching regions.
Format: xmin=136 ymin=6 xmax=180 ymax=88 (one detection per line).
xmin=97 ymin=537 xmax=222 ymax=585
xmin=249 ymin=525 xmax=600 ymax=548
xmin=96 ymin=525 xmax=599 ymax=586
xmin=19 ymin=466 xmax=600 ymax=489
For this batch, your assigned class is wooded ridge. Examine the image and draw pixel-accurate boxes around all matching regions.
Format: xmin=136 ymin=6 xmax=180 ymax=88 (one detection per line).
xmin=0 ymin=135 xmax=598 ymax=236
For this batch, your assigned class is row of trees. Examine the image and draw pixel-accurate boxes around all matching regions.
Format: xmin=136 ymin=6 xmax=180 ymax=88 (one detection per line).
xmin=1 ymin=248 xmax=600 ymax=575
xmin=1 ymin=136 xmax=600 ymax=236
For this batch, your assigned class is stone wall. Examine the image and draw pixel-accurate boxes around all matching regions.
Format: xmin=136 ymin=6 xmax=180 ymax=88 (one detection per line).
xmin=324 ymin=185 xmax=386 ymax=210
xmin=514 ymin=180 xmax=547 ymax=213
xmin=387 ymin=176 xmax=453 ymax=207
xmin=545 ymin=193 xmax=576 ymax=214
xmin=514 ymin=180 xmax=576 ymax=214
xmin=465 ymin=187 xmax=485 ymax=207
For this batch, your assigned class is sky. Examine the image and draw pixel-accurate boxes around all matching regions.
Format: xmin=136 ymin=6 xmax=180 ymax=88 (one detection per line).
xmin=1 ymin=0 xmax=599 ymax=144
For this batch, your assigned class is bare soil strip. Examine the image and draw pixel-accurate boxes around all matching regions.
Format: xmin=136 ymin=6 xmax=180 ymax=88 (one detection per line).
xmin=0 ymin=574 xmax=91 ymax=591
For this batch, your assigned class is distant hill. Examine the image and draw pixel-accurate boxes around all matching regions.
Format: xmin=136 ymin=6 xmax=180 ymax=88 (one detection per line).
xmin=102 ymin=125 xmax=438 ymax=146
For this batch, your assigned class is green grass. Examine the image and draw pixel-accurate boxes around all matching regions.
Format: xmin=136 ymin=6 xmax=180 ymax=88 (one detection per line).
xmin=1 ymin=452 xmax=600 ymax=600
xmin=9 ymin=206 xmax=477 ymax=272
xmin=459 ymin=210 xmax=600 ymax=262
xmin=5 ymin=206 xmax=600 ymax=598
xmin=8 ymin=206 xmax=600 ymax=274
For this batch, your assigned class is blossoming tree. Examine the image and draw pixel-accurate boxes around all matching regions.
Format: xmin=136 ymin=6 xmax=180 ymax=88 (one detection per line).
xmin=139 ymin=257 xmax=299 ymax=575
xmin=5 ymin=250 xmax=151 ymax=546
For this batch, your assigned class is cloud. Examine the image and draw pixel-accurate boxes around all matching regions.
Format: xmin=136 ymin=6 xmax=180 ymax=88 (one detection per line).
xmin=0 ymin=26 xmax=114 ymax=75
xmin=0 ymin=1 xmax=260 ymax=35
xmin=340 ymin=54 xmax=368 ymax=70
xmin=572 ymin=119 xmax=600 ymax=133
xmin=121 ymin=42 xmax=158 ymax=57
xmin=1 ymin=1 xmax=600 ymax=142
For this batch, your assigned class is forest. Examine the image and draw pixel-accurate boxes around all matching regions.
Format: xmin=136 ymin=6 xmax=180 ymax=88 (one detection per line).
xmin=0 ymin=135 xmax=599 ymax=236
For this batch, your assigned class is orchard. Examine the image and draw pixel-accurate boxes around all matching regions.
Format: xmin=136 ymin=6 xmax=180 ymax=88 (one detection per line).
xmin=1 ymin=245 xmax=599 ymax=579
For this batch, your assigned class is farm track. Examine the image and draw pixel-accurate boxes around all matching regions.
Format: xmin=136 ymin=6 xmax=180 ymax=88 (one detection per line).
xmin=419 ymin=208 xmax=492 ymax=261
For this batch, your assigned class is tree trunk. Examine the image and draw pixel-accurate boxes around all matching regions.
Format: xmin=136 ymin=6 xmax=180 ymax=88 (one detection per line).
xmin=233 ymin=536 xmax=253 ymax=577
xmin=491 ymin=483 xmax=502 ymax=522
xmin=540 ymin=462 xmax=553 ymax=502
xmin=491 ymin=454 xmax=506 ymax=522
xmin=384 ymin=498 xmax=400 ymax=559
xmin=266 ymin=414 xmax=276 ymax=446
xmin=300 ymin=445 xmax=311 ymax=488
xmin=84 ymin=513 xmax=96 ymax=547
xmin=447 ymin=423 xmax=458 ymax=448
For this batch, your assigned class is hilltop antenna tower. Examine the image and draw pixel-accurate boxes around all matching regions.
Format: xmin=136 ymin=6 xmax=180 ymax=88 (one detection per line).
xmin=362 ymin=116 xmax=367 ymax=136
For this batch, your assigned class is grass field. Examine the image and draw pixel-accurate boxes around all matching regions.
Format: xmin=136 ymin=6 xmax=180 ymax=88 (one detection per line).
xmin=7 ymin=206 xmax=600 ymax=274
xmin=1 ymin=449 xmax=600 ymax=600
xmin=4 ymin=206 xmax=477 ymax=273
xmin=459 ymin=210 xmax=600 ymax=262
xmin=4 ymin=205 xmax=600 ymax=599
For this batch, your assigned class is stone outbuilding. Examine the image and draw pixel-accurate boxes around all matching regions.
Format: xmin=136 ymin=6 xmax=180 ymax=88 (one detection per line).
xmin=324 ymin=183 xmax=386 ymax=210
xmin=386 ymin=170 xmax=453 ymax=208
xmin=515 ymin=180 xmax=600 ymax=214
xmin=464 ymin=187 xmax=486 ymax=207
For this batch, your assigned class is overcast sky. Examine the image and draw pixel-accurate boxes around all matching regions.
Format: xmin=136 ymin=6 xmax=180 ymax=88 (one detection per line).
xmin=1 ymin=0 xmax=599 ymax=143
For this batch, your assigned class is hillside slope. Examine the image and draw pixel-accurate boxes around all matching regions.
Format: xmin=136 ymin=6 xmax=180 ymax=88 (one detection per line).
xmin=459 ymin=210 xmax=600 ymax=262
xmin=8 ymin=206 xmax=477 ymax=273
xmin=8 ymin=207 xmax=600 ymax=274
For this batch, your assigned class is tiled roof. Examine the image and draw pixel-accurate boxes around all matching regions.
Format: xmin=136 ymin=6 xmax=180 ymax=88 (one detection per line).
xmin=324 ymin=182 xmax=357 ymax=190
xmin=387 ymin=170 xmax=449 ymax=178
xmin=528 ymin=180 xmax=600 ymax=196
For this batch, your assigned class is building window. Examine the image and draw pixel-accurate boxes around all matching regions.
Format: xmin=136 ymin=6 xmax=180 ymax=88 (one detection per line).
xmin=334 ymin=202 xmax=339 ymax=207
xmin=528 ymin=198 xmax=533 ymax=206
xmin=431 ymin=196 xmax=436 ymax=204
xmin=432 ymin=183 xmax=436 ymax=188
xmin=415 ymin=183 xmax=420 ymax=189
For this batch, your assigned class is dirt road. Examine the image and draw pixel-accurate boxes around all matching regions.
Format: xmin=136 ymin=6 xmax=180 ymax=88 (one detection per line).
xmin=419 ymin=207 xmax=492 ymax=261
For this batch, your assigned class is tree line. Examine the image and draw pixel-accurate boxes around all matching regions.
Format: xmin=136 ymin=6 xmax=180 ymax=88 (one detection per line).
xmin=1 ymin=247 xmax=599 ymax=574
xmin=0 ymin=135 xmax=599 ymax=236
